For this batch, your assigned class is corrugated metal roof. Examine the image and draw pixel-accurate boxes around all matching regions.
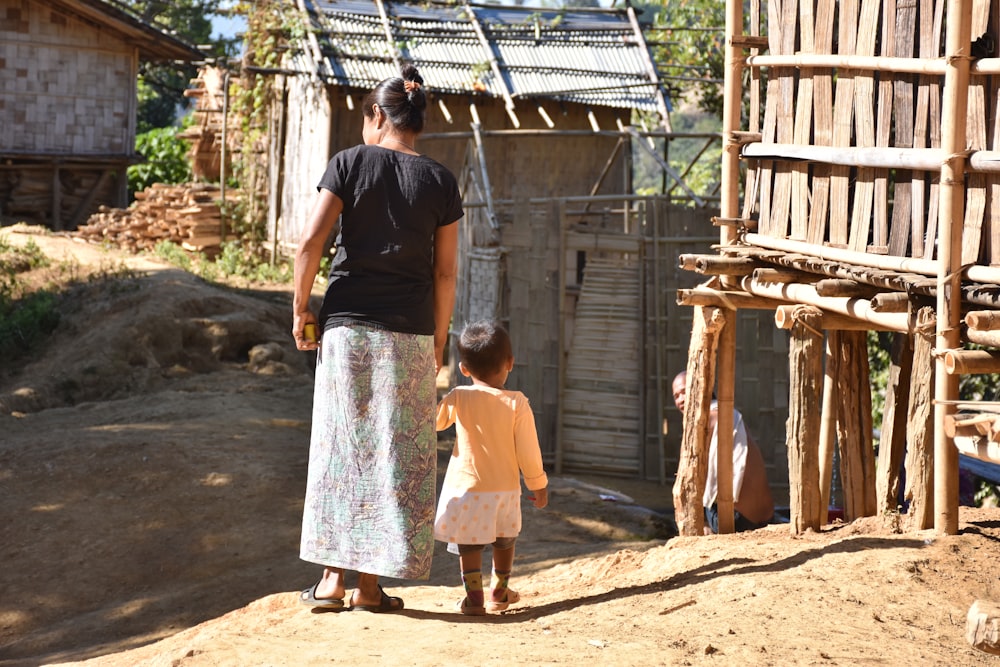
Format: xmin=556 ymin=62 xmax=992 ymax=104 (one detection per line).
xmin=291 ymin=0 xmax=666 ymax=116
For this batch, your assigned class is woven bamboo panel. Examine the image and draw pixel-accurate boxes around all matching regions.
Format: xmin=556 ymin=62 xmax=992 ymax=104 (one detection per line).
xmin=561 ymin=256 xmax=643 ymax=476
xmin=747 ymin=0 xmax=1000 ymax=262
xmin=1 ymin=2 xmax=134 ymax=155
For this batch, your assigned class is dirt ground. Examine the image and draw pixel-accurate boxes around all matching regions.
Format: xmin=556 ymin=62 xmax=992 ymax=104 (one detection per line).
xmin=1 ymin=226 xmax=999 ymax=667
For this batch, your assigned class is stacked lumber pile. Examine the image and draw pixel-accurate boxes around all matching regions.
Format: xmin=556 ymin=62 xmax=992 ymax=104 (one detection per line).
xmin=75 ymin=183 xmax=227 ymax=254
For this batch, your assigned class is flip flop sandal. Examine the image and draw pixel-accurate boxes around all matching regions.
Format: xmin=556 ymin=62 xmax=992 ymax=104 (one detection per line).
xmin=349 ymin=584 xmax=405 ymax=613
xmin=455 ymin=596 xmax=487 ymax=616
xmin=300 ymin=582 xmax=346 ymax=611
xmin=486 ymin=588 xmax=520 ymax=612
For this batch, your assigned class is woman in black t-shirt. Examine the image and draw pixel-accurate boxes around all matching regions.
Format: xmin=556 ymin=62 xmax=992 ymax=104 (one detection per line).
xmin=292 ymin=64 xmax=463 ymax=613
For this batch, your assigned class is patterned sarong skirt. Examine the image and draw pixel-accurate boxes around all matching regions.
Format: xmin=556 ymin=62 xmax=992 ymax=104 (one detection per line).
xmin=299 ymin=324 xmax=437 ymax=580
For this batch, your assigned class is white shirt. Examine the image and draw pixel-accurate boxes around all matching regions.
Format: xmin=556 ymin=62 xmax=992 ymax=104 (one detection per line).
xmin=703 ymin=401 xmax=749 ymax=508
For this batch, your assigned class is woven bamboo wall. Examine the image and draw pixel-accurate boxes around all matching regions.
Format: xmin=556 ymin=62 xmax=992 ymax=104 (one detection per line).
xmin=271 ymin=82 xmax=628 ymax=253
xmin=749 ymin=0 xmax=998 ymax=264
xmin=0 ymin=0 xmax=136 ymax=156
xmin=455 ymin=197 xmax=791 ymax=488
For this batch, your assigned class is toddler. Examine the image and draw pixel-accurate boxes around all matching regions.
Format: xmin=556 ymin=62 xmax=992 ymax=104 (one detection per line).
xmin=434 ymin=320 xmax=549 ymax=615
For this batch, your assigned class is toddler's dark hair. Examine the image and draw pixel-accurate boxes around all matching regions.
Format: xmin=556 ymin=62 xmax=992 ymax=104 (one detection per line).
xmin=362 ymin=63 xmax=427 ymax=133
xmin=457 ymin=320 xmax=512 ymax=379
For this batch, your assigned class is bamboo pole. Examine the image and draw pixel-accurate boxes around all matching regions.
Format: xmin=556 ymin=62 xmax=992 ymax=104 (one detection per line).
xmin=870 ymin=292 xmax=912 ymax=312
xmin=720 ymin=0 xmax=744 ymax=281
xmin=746 ymin=55 xmax=1000 ymax=76
xmin=716 ymin=309 xmax=737 ymax=534
xmin=944 ymin=413 xmax=997 ymax=438
xmin=966 ymin=310 xmax=1000 ymax=330
xmin=944 ymin=349 xmax=1000 ymax=375
xmin=746 ymin=232 xmax=939 ymax=276
xmin=678 ymin=287 xmax=788 ymax=311
xmin=968 ymin=330 xmax=1000 ymax=348
xmin=934 ymin=0 xmax=972 ymax=536
xmin=815 ymin=279 xmax=881 ymax=298
xmin=754 ymin=268 xmax=817 ymax=283
xmin=742 ymin=144 xmax=1000 ymax=175
xmin=746 ymin=53 xmax=946 ymax=74
xmin=678 ymin=254 xmax=758 ymax=275
xmin=742 ymin=143 xmax=943 ymax=169
xmin=742 ymin=276 xmax=913 ymax=332
xmin=951 ymin=436 xmax=1000 ymax=464
xmin=775 ymin=305 xmax=889 ymax=331
xmin=819 ymin=332 xmax=837 ymax=520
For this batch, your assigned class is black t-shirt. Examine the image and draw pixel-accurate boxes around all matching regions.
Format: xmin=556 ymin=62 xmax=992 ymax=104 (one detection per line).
xmin=317 ymin=144 xmax=464 ymax=335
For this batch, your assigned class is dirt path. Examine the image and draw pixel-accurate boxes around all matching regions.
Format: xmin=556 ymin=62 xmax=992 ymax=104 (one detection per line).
xmin=1 ymin=227 xmax=998 ymax=666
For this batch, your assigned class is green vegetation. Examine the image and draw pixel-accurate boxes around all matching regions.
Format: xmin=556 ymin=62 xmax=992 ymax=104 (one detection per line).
xmin=153 ymin=240 xmax=294 ymax=284
xmin=0 ymin=238 xmax=58 ymax=364
xmin=128 ymin=126 xmax=194 ymax=194
xmin=0 ymin=236 xmax=145 ymax=367
xmin=123 ymin=0 xmax=236 ymax=132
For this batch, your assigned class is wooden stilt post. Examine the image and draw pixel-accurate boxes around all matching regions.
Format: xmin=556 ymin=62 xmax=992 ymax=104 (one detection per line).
xmin=835 ymin=330 xmax=877 ymax=520
xmin=786 ymin=305 xmax=825 ymax=533
xmin=818 ymin=332 xmax=838 ymax=521
xmin=716 ymin=308 xmax=737 ymax=534
xmin=876 ymin=332 xmax=914 ymax=516
xmin=673 ymin=306 xmax=725 ymax=536
xmin=906 ymin=307 xmax=937 ymax=529
xmin=934 ymin=0 xmax=972 ymax=535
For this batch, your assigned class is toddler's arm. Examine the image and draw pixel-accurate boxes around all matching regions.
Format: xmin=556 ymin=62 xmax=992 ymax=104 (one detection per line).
xmin=531 ymin=487 xmax=548 ymax=509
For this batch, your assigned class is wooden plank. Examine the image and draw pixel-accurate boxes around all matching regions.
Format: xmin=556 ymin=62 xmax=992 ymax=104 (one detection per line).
xmin=791 ymin=0 xmax=815 ymax=241
xmin=904 ymin=308 xmax=936 ymax=530
xmin=808 ymin=0 xmax=836 ymax=245
xmin=908 ymin=0 xmax=932 ymax=257
xmin=757 ymin=0 xmax=784 ymax=236
xmin=888 ymin=0 xmax=917 ymax=257
xmin=834 ymin=330 xmax=877 ymax=520
xmin=768 ymin=0 xmax=798 ymax=239
xmin=788 ymin=306 xmax=825 ymax=533
xmin=847 ymin=0 xmax=881 ymax=252
xmin=922 ymin=0 xmax=946 ymax=260
xmin=961 ymin=0 xmax=991 ymax=265
xmin=829 ymin=0 xmax=859 ymax=246
xmin=873 ymin=0 xmax=896 ymax=249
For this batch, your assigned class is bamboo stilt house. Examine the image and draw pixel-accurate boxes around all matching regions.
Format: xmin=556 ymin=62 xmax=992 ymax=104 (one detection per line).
xmin=677 ymin=0 xmax=1000 ymax=535
xmin=0 ymin=0 xmax=203 ymax=230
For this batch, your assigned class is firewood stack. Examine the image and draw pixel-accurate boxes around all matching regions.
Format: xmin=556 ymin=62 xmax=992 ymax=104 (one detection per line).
xmin=75 ymin=182 xmax=228 ymax=255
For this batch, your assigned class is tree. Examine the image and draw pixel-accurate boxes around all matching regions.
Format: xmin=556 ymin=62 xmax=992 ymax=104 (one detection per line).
xmin=641 ymin=0 xmax=726 ymax=117
xmin=120 ymin=1 xmax=238 ymax=132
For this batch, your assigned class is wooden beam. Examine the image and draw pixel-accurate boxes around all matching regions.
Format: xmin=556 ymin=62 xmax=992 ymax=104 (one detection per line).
xmin=787 ymin=306 xmax=825 ymax=533
xmin=906 ymin=307 xmax=936 ymax=530
xmin=672 ymin=307 xmax=725 ymax=536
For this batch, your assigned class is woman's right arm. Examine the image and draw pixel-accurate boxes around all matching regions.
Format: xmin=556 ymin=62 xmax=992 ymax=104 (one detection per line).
xmin=292 ymin=188 xmax=343 ymax=350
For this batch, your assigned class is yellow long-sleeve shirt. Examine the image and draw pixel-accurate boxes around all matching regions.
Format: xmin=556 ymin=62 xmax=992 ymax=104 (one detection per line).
xmin=436 ymin=385 xmax=548 ymax=493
